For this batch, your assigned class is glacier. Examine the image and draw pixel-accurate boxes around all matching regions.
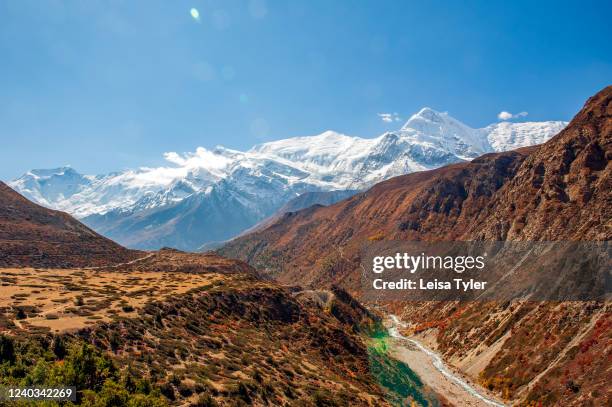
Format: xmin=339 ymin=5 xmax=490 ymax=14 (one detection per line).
xmin=8 ymin=108 xmax=567 ymax=250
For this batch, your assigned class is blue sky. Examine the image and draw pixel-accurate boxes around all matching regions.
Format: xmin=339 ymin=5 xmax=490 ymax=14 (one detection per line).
xmin=1 ymin=0 xmax=611 ymax=180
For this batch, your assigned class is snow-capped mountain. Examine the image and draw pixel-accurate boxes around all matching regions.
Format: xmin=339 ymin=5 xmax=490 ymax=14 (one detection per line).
xmin=9 ymin=108 xmax=567 ymax=250
xmin=484 ymin=121 xmax=567 ymax=152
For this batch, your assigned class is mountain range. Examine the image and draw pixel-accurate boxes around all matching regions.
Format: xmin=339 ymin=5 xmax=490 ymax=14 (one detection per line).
xmin=0 ymin=164 xmax=408 ymax=406
xmin=2 ymin=87 xmax=609 ymax=406
xmin=9 ymin=108 xmax=566 ymax=250
xmin=218 ymin=86 xmax=612 ymax=405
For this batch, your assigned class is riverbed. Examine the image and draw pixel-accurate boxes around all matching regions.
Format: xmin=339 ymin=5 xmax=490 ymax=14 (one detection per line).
xmin=387 ymin=315 xmax=507 ymax=407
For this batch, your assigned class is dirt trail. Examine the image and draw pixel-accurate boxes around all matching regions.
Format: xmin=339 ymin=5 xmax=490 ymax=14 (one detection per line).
xmin=83 ymin=252 xmax=155 ymax=270
xmin=387 ymin=315 xmax=507 ymax=407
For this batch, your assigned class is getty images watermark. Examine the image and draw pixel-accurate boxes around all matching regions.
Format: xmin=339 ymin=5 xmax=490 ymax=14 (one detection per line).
xmin=360 ymin=241 xmax=611 ymax=302
xmin=372 ymin=251 xmax=488 ymax=291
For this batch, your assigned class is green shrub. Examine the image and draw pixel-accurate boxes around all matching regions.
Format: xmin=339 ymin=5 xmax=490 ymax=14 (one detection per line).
xmin=95 ymin=379 xmax=129 ymax=406
xmin=191 ymin=393 xmax=218 ymax=406
xmin=0 ymin=336 xmax=167 ymax=406
xmin=0 ymin=335 xmax=15 ymax=363
xmin=16 ymin=308 xmax=27 ymax=320
xmin=52 ymin=336 xmax=67 ymax=360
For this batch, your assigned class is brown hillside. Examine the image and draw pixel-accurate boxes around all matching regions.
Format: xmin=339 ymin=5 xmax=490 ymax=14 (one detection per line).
xmin=217 ymin=148 xmax=535 ymax=286
xmin=0 ymin=186 xmax=416 ymax=405
xmin=218 ymin=86 xmax=612 ymax=406
xmin=467 ymin=86 xmax=611 ymax=240
xmin=219 ymin=86 xmax=611 ymax=286
xmin=0 ymin=181 xmax=141 ymax=268
xmin=1 ymin=254 xmax=393 ymax=406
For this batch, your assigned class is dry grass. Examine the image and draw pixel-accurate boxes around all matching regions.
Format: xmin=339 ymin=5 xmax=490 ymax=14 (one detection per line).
xmin=0 ymin=267 xmax=224 ymax=333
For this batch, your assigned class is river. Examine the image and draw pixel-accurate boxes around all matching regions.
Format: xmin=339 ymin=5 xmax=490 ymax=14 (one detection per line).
xmin=387 ymin=315 xmax=507 ymax=407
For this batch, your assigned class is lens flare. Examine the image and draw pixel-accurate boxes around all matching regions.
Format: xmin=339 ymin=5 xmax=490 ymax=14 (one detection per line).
xmin=190 ymin=8 xmax=200 ymax=22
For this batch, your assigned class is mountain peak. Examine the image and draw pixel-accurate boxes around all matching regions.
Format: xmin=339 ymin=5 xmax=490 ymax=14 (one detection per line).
xmin=317 ymin=130 xmax=345 ymax=138
xmin=28 ymin=166 xmax=79 ymax=179
xmin=9 ymin=108 xmax=567 ymax=249
xmin=398 ymin=107 xmax=493 ymax=157
xmin=416 ymin=106 xmax=445 ymax=119
xmin=401 ymin=107 xmax=448 ymax=130
xmin=249 ymin=130 xmax=354 ymax=157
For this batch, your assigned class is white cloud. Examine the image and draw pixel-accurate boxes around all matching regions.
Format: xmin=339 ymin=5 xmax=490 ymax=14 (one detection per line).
xmin=497 ymin=111 xmax=513 ymax=120
xmin=498 ymin=111 xmax=528 ymax=121
xmin=163 ymin=147 xmax=234 ymax=171
xmin=109 ymin=147 xmax=237 ymax=190
xmin=378 ymin=112 xmax=402 ymax=123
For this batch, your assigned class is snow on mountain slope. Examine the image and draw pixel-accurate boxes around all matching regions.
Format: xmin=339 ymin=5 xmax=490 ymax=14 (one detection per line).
xmin=10 ymin=160 xmax=224 ymax=218
xmin=484 ymin=121 xmax=567 ymax=151
xmin=9 ymin=167 xmax=93 ymax=208
xmin=8 ymin=108 xmax=567 ymax=250
xmin=400 ymin=108 xmax=491 ymax=158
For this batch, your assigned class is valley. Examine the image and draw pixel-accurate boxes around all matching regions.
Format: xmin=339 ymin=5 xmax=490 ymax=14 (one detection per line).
xmin=387 ymin=315 xmax=505 ymax=407
xmin=0 ymin=86 xmax=609 ymax=406
xmin=1 ymin=3 xmax=609 ymax=406
xmin=0 ymin=177 xmax=409 ymax=405
xmin=218 ymin=86 xmax=612 ymax=405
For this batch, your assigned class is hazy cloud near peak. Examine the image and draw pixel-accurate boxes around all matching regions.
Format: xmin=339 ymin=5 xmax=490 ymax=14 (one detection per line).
xmin=498 ymin=111 xmax=528 ymax=121
xmin=378 ymin=112 xmax=402 ymax=123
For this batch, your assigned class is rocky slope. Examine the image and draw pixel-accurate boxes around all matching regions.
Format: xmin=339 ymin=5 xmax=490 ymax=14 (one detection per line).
xmin=219 ymin=87 xmax=610 ymax=283
xmin=218 ymin=86 xmax=612 ymax=405
xmin=0 ymin=185 xmax=435 ymax=405
xmin=467 ymin=88 xmax=611 ymax=241
xmin=216 ymin=148 xmax=535 ymax=286
xmin=9 ymin=111 xmax=565 ymax=250
xmin=230 ymin=189 xmax=360 ymax=241
xmin=0 ymin=181 xmax=140 ymax=268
